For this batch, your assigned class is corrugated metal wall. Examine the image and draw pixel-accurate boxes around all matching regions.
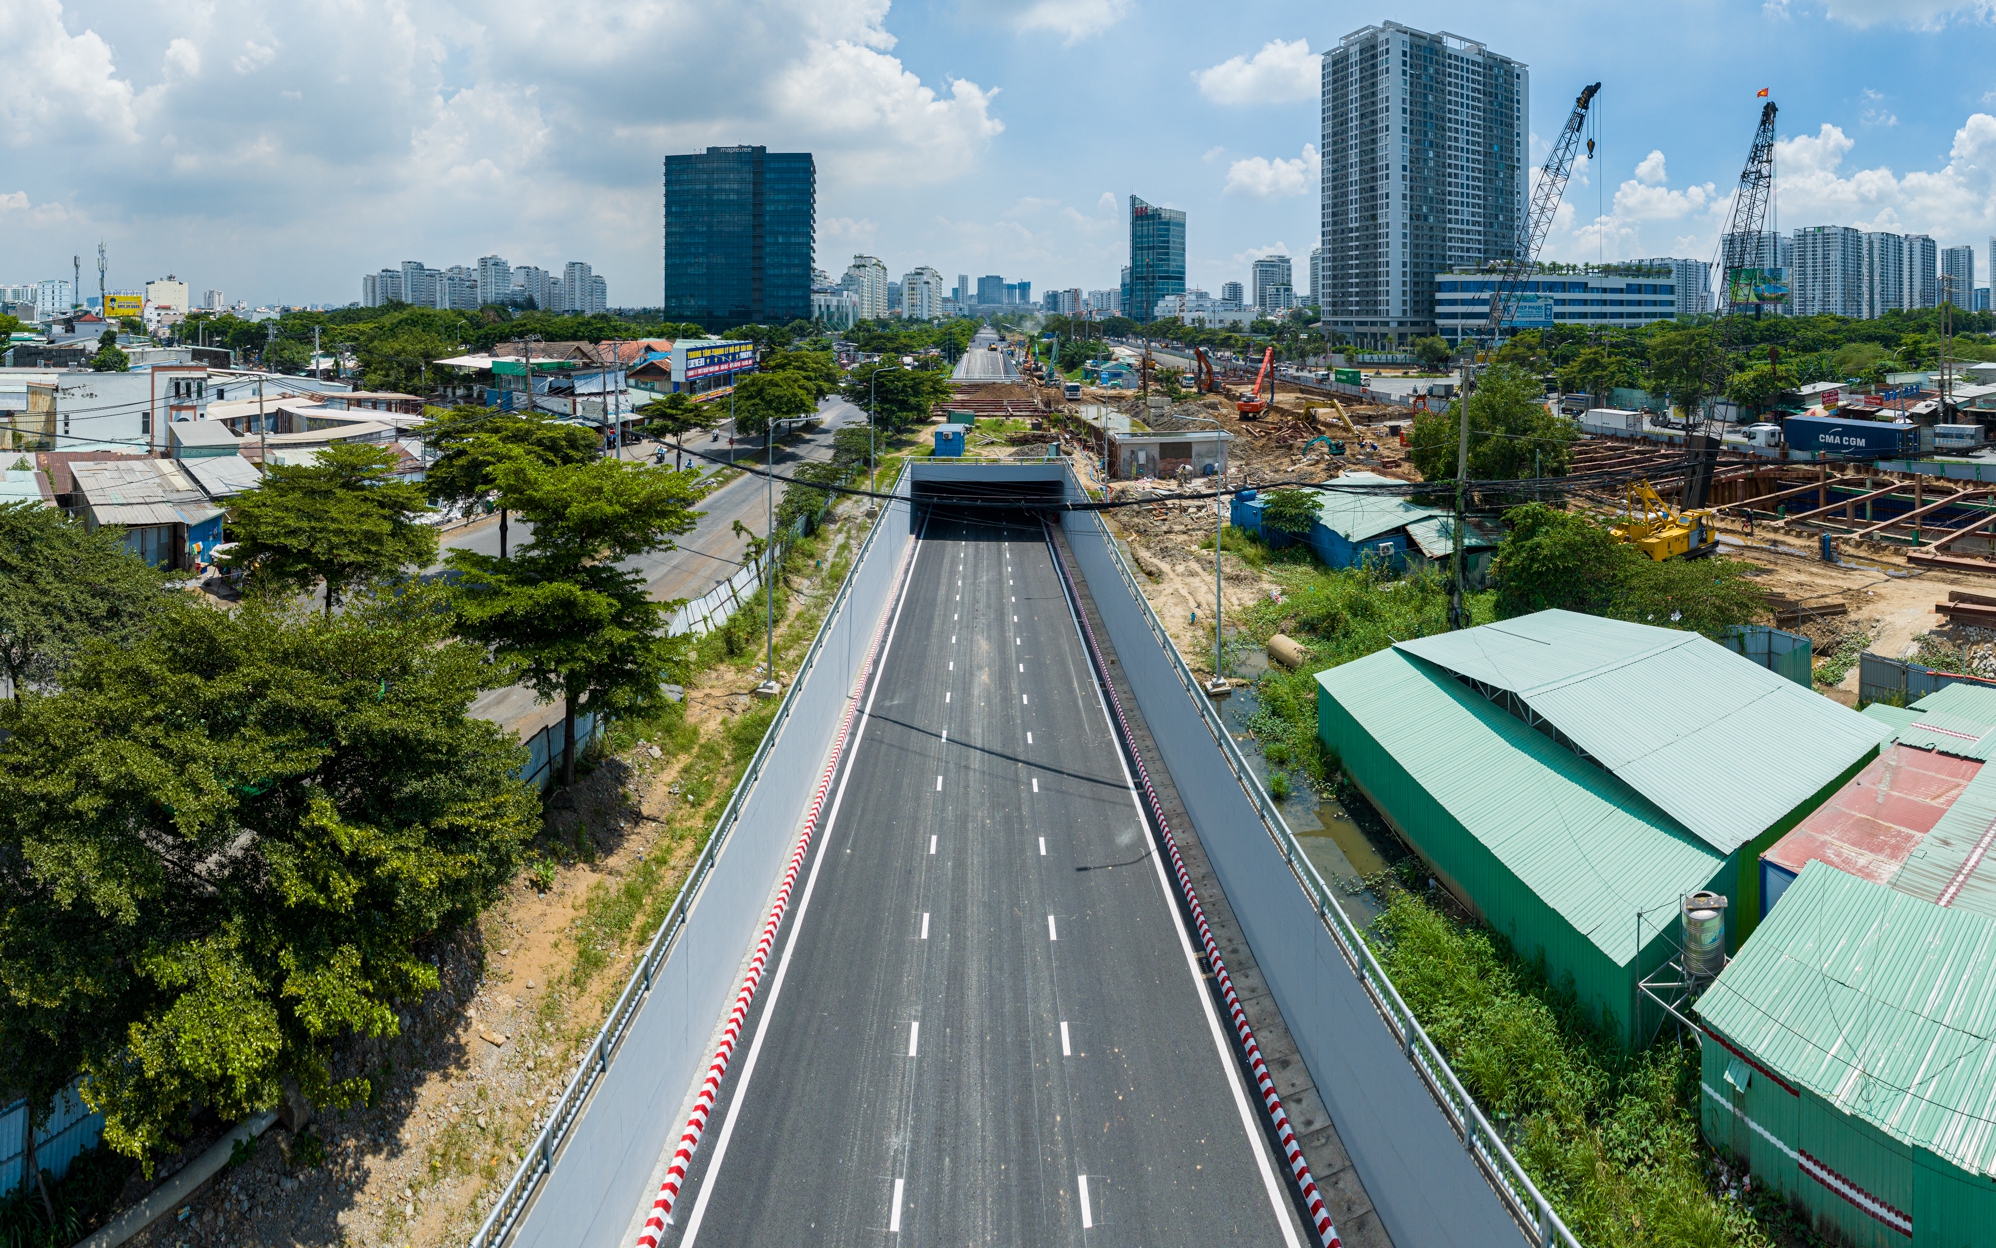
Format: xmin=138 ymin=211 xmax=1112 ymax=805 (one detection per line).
xmin=0 ymin=1082 xmax=103 ymax=1196
xmin=1320 ymin=686 xmax=1695 ymax=1046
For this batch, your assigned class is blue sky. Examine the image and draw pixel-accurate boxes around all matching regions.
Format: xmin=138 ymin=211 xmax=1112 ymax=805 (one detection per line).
xmin=5 ymin=0 xmax=1993 ymax=307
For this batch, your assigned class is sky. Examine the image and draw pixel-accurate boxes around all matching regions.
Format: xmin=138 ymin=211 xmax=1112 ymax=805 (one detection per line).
xmin=5 ymin=0 xmax=1995 ymax=309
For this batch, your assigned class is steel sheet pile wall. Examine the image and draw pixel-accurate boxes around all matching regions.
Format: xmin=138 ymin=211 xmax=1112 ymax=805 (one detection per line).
xmin=1058 ymin=507 xmax=1531 ymax=1248
xmin=494 ymin=486 xmax=915 ymax=1248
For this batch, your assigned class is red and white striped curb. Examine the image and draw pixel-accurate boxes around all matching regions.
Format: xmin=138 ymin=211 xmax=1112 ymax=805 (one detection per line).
xmin=634 ymin=537 xmax=915 ymax=1248
xmin=1048 ymin=527 xmax=1342 ymax=1248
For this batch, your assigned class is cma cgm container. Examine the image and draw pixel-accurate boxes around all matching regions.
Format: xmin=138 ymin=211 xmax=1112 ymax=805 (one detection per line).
xmin=1782 ymin=415 xmax=1932 ymax=457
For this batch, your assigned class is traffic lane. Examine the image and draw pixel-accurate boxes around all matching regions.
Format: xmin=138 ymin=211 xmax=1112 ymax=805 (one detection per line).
xmin=1010 ymin=523 xmax=1304 ymax=1247
xmin=666 ymin=517 xmax=1296 ymax=1246
xmin=663 ymin=520 xmax=952 ymax=1248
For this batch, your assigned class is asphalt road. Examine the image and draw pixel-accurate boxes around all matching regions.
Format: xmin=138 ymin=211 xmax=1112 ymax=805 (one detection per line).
xmin=952 ymin=325 xmax=1022 ymax=383
xmin=658 ymin=508 xmax=1304 ymax=1248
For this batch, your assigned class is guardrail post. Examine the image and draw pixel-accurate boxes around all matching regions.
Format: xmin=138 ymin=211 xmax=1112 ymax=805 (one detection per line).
xmin=1537 ymin=1196 xmax=1553 ymax=1245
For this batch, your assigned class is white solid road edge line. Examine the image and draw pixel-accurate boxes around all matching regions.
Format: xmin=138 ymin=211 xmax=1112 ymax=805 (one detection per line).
xmin=889 ymin=1178 xmax=904 ymax=1233
xmin=1078 ymin=1175 xmax=1094 ymax=1229
xmin=1049 ymin=528 xmax=1305 ymax=1248
xmin=670 ymin=520 xmax=927 ymax=1248
xmin=908 ymin=1020 xmax=919 ymax=1057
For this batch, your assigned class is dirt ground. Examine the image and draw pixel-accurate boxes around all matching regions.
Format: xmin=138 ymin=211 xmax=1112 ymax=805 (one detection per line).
xmin=1104 ymin=502 xmax=1281 ymax=680
xmin=111 ymin=508 xmax=868 ymax=1248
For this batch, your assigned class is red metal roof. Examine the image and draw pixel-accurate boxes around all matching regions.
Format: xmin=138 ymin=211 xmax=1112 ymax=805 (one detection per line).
xmin=1764 ymin=744 xmax=1981 ymax=884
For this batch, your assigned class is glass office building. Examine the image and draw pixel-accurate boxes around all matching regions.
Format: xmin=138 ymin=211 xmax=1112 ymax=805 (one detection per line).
xmin=1125 ymin=197 xmax=1185 ymax=323
xmin=663 ymin=146 xmax=815 ymax=331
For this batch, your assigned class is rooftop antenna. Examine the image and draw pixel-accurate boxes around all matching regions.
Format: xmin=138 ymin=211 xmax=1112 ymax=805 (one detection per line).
xmin=97 ymin=243 xmax=107 ymax=314
xmin=72 ymin=255 xmax=81 ymax=311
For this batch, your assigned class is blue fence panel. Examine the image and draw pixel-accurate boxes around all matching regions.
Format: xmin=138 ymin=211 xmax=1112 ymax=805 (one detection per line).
xmin=0 ymin=1082 xmax=104 ymax=1196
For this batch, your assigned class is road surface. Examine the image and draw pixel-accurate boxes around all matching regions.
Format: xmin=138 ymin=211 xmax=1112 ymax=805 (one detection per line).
xmin=952 ymin=325 xmax=1022 ymax=383
xmin=656 ymin=507 xmax=1306 ymax=1247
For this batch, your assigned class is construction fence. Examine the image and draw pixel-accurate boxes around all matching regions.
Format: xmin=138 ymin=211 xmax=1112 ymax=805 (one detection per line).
xmin=0 ymin=1082 xmax=103 ymax=1197
xmin=1858 ymin=652 xmax=1996 ymax=706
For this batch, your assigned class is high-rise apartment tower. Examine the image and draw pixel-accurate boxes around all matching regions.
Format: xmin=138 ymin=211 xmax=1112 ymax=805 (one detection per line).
xmin=1321 ymin=22 xmax=1527 ymax=348
xmin=1943 ymin=246 xmax=1975 ymax=312
xmin=663 ymin=145 xmax=815 ymax=331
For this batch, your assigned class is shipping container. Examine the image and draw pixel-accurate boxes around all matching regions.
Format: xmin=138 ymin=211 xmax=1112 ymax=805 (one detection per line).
xmin=1333 ymin=367 xmax=1362 ymax=386
xmin=1781 ymin=415 xmax=1932 ymax=457
xmin=1934 ymin=423 xmax=1984 ymax=450
xmin=1580 ymin=407 xmax=1643 ymax=437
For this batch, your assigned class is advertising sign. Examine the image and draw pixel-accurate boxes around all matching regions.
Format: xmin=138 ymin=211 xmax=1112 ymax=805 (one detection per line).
xmin=1725 ymin=267 xmax=1790 ymax=307
xmin=1503 ymin=294 xmax=1555 ymax=329
xmin=678 ymin=340 xmax=755 ymax=382
xmin=105 ymin=293 xmax=143 ymax=320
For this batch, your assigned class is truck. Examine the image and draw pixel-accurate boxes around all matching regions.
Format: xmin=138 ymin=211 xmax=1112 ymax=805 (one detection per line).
xmin=1579 ymin=407 xmax=1644 ymax=438
xmin=1333 ymin=367 xmax=1362 ymax=386
xmin=1780 ymin=415 xmax=1932 ymax=458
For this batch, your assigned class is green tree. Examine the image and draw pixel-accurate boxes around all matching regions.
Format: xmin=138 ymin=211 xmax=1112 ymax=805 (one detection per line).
xmin=0 ymin=503 xmax=166 ymax=698
xmin=421 ymin=406 xmax=598 ymax=557
xmin=637 ymin=393 xmax=708 ymax=471
xmin=1555 ymin=345 xmax=1632 ymax=402
xmin=1645 ymin=326 xmax=1725 ymax=418
xmin=92 ymin=334 xmax=130 ymax=373
xmin=1408 ymin=366 xmax=1574 ymax=482
xmin=760 ymin=348 xmax=841 ymax=401
xmin=358 ymin=327 xmax=456 ymax=394
xmin=1491 ymin=503 xmax=1766 ymax=637
xmin=1412 ymin=335 xmax=1454 ymax=372
xmin=730 ymin=371 xmax=817 ymax=440
xmin=224 ymin=443 xmax=437 ymax=614
xmin=0 ymin=591 xmax=537 ymax=1170
xmin=1723 ymin=361 xmax=1799 ymax=413
xmin=1260 ymin=489 xmax=1321 ymax=537
xmin=840 ymin=363 xmax=951 ymax=432
xmin=448 ymin=457 xmax=700 ymax=785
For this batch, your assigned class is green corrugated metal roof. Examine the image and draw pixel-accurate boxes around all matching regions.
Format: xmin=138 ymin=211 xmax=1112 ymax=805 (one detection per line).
xmin=1318 ymin=647 xmax=1725 ymax=965
xmin=1897 ymin=709 xmax=1996 ymax=760
xmin=1889 ymin=758 xmax=1996 ymax=918
xmin=1396 ymin=610 xmax=1890 ymax=854
xmin=1307 ymin=471 xmax=1451 ymax=544
xmin=1908 ymin=681 xmax=1996 ymax=722
xmin=1699 ymin=861 xmax=1996 ymax=1177
xmin=1862 ymin=703 xmax=1924 ymax=734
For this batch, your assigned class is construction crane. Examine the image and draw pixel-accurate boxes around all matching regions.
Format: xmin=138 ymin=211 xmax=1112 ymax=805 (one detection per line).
xmin=1447 ymin=82 xmax=1600 ymax=629
xmin=1679 ymin=98 xmax=1781 ymax=515
xmin=1237 ymin=346 xmax=1275 ymax=418
xmin=1610 ymin=480 xmax=1718 ymax=561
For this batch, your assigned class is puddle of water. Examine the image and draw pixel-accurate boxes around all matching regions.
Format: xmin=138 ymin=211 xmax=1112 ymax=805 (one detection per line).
xmin=1215 ymin=676 xmax=1401 ymax=927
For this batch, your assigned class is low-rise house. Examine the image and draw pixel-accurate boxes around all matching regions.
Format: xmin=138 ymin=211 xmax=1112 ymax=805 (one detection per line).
xmin=0 ymin=466 xmax=55 ymax=507
xmin=68 ymin=457 xmax=223 ymax=568
xmin=1230 ymin=471 xmax=1502 ymax=581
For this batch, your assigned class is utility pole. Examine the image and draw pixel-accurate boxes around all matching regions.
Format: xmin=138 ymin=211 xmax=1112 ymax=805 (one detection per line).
xmin=96 ymin=243 xmax=106 ymax=316
xmin=72 ymin=256 xmax=80 ymax=312
xmin=257 ymin=375 xmax=267 ymax=471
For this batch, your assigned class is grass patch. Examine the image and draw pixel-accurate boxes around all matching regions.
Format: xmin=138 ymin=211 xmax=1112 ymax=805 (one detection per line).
xmin=1813 ymin=630 xmax=1869 ymax=689
xmin=1367 ymin=882 xmax=1811 ymax=1248
xmin=0 ymin=1143 xmax=132 ymax=1248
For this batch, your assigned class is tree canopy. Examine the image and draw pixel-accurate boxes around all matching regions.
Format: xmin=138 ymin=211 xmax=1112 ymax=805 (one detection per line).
xmin=419 ymin=406 xmax=598 ymax=520
xmin=0 ymin=503 xmax=166 ymax=699
xmin=840 ymin=363 xmax=952 ymax=432
xmin=1408 ymin=365 xmax=1575 ymax=482
xmin=447 ymin=457 xmax=701 ymax=784
xmin=730 ymin=371 xmax=818 ymax=440
xmin=1260 ymin=489 xmax=1322 ymax=537
xmin=0 ymin=591 xmax=537 ymax=1168
xmin=223 ymin=443 xmax=437 ymax=613
xmin=1491 ymin=502 xmax=1767 ymax=638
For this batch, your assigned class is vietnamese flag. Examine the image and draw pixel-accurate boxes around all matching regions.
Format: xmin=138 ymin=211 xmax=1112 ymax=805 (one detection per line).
xmin=1756 ymin=88 xmax=1770 ymax=97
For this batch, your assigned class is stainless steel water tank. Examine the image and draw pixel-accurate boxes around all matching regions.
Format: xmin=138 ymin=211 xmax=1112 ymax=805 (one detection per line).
xmin=1682 ymin=891 xmax=1729 ymax=978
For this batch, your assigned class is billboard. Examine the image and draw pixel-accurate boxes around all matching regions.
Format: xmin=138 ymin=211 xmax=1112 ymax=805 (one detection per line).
xmin=1502 ymin=294 xmax=1555 ymax=330
xmin=105 ymin=293 xmax=143 ymax=320
xmin=1725 ymin=267 xmax=1790 ymax=307
xmin=677 ymin=340 xmax=755 ymax=382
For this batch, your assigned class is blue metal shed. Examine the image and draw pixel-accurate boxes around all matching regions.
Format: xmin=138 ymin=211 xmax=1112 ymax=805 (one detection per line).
xmin=933 ymin=424 xmax=967 ymax=457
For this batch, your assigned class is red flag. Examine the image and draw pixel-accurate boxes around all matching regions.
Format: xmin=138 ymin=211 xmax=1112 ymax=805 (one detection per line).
xmin=1756 ymin=87 xmax=1770 ymax=97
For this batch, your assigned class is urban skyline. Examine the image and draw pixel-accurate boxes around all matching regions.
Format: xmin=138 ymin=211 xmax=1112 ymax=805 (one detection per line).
xmin=4 ymin=3 xmax=1992 ymax=309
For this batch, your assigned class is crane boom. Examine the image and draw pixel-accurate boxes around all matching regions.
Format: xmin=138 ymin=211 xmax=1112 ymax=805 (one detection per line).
xmin=1483 ymin=82 xmax=1600 ymax=343
xmin=1717 ymin=101 xmax=1779 ymax=317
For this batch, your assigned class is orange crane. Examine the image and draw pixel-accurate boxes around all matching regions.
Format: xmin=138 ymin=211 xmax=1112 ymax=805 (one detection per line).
xmin=1192 ymin=347 xmax=1219 ymax=394
xmin=1236 ymin=346 xmax=1275 ymax=418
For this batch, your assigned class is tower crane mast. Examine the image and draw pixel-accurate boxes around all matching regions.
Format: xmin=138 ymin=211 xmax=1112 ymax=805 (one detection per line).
xmin=1717 ymin=101 xmax=1779 ymax=318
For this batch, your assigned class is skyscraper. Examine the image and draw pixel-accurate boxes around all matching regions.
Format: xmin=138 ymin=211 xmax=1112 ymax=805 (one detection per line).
xmin=1903 ymin=235 xmax=1937 ymax=309
xmin=1790 ymin=226 xmax=1864 ymax=318
xmin=901 ymin=267 xmax=946 ymax=320
xmin=662 ymin=145 xmax=815 ymax=331
xmin=1308 ymin=246 xmax=1323 ymax=308
xmin=1126 ymin=196 xmax=1185 ymax=323
xmin=477 ymin=255 xmax=512 ymax=307
xmin=1861 ymin=232 xmax=1905 ymax=320
xmin=1321 ymin=22 xmax=1527 ymax=348
xmin=1251 ymin=255 xmax=1293 ymax=313
xmin=976 ymin=275 xmax=1005 ymax=306
xmin=1220 ymin=281 xmax=1244 ymax=307
xmin=845 ymin=256 xmax=889 ymax=319
xmin=1942 ymin=245 xmax=1975 ymax=311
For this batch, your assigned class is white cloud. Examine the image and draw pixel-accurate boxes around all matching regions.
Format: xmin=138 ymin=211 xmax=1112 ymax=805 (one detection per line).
xmin=232 ymin=40 xmax=277 ymax=74
xmin=1821 ymin=0 xmax=1995 ymax=28
xmin=164 ymin=38 xmax=202 ymax=79
xmin=1232 ymin=242 xmax=1292 ymax=266
xmin=1859 ymin=88 xmax=1898 ymax=127
xmin=1634 ymin=150 xmax=1667 ymax=185
xmin=1193 ymin=39 xmax=1317 ymax=105
xmin=1223 ymin=144 xmax=1318 ymax=197
xmin=0 ymin=0 xmax=138 ymax=147
xmin=1776 ymin=116 xmax=1996 ymax=238
xmin=774 ymin=42 xmax=1001 ymax=184
xmin=1016 ymin=0 xmax=1129 ymax=45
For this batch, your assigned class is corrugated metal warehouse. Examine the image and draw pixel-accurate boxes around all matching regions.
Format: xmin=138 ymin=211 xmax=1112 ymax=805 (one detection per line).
xmin=1765 ymin=682 xmax=1996 ymax=924
xmin=1699 ymin=862 xmax=1996 ymax=1247
xmin=1229 ymin=473 xmax=1503 ymax=582
xmin=1317 ymin=610 xmax=1888 ymax=1046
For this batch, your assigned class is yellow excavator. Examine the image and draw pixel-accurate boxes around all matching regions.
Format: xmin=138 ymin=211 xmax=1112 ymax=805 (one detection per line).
xmin=1611 ymin=479 xmax=1718 ymax=560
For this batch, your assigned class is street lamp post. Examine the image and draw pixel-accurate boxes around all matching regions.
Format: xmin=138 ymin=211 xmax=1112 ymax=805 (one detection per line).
xmin=1170 ymin=413 xmax=1233 ymax=697
xmin=868 ymin=364 xmax=902 ymax=499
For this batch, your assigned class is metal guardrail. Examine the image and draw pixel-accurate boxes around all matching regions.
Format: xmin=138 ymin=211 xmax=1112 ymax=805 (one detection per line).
xmin=469 ymin=467 xmax=909 ymax=1248
xmin=1077 ymin=489 xmax=1580 ymax=1248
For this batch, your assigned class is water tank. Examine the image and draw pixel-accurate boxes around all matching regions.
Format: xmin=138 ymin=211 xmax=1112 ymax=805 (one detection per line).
xmin=1682 ymin=891 xmax=1729 ymax=979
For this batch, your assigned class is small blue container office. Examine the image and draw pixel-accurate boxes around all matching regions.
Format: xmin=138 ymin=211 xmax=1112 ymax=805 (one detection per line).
xmin=934 ymin=424 xmax=967 ymax=457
